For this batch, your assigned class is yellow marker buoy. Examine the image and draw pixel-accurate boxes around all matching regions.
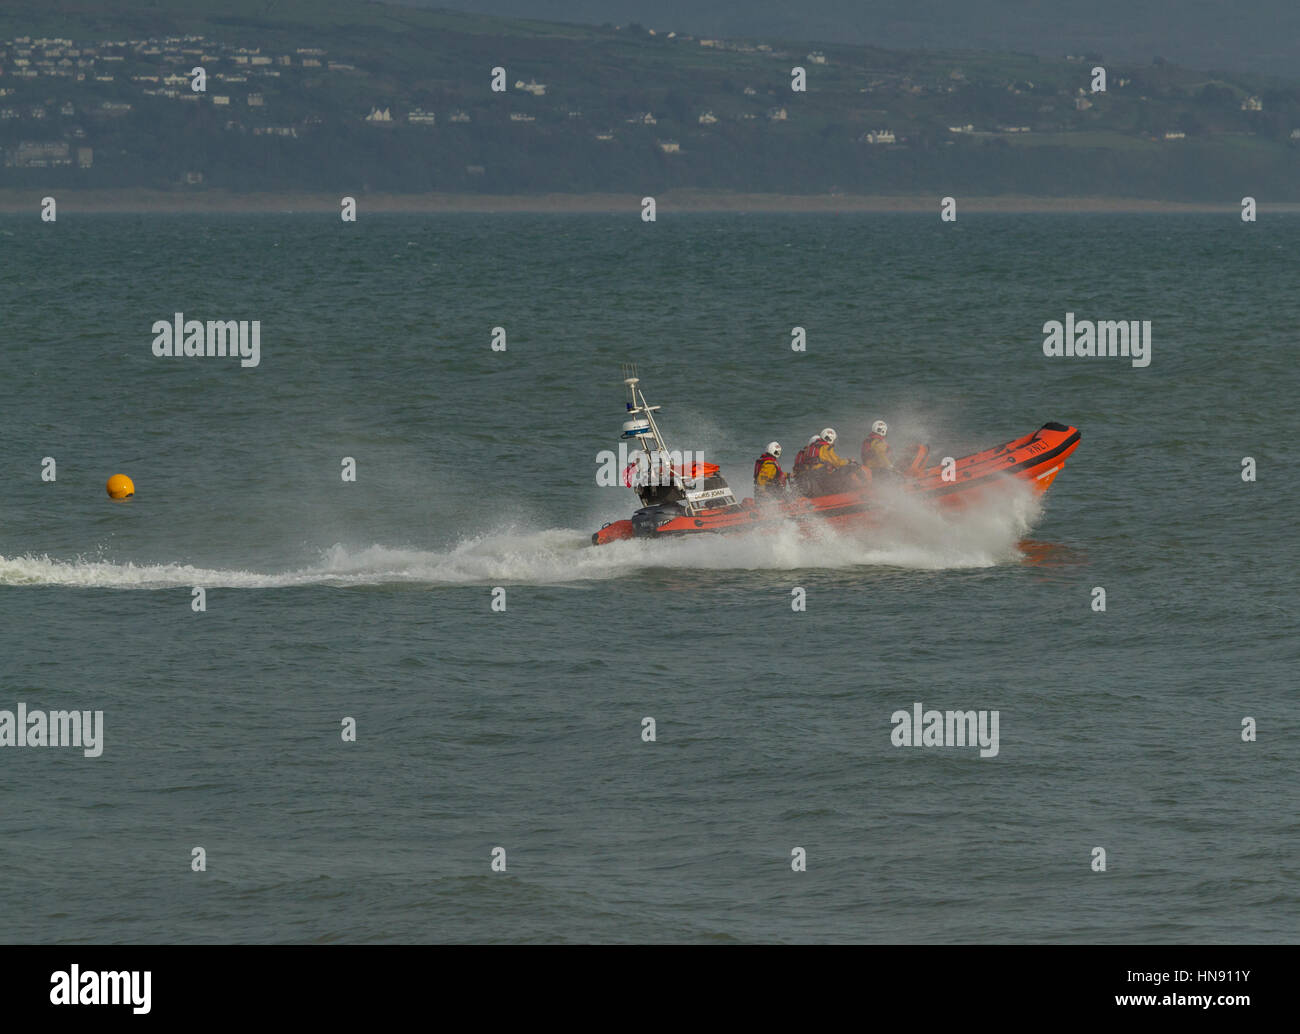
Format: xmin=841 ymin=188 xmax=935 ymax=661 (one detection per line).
xmin=106 ymin=473 xmax=135 ymax=500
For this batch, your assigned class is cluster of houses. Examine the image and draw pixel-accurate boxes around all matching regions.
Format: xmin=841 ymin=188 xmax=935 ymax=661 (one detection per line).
xmin=0 ymin=28 xmax=847 ymax=151
xmin=0 ymin=32 xmax=359 ymax=166
xmin=2 ymin=138 xmax=92 ymax=168
xmin=2 ymin=29 xmax=1295 ymax=172
xmin=0 ymin=34 xmax=351 ymax=90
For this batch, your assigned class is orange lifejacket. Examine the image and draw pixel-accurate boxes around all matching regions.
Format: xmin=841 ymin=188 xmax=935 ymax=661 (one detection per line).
xmin=753 ymin=453 xmax=786 ymax=489
xmin=794 ymin=438 xmax=829 ymax=474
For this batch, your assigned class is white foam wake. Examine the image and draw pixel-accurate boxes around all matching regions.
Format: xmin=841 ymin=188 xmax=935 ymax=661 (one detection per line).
xmin=0 ymin=480 xmax=1043 ymax=588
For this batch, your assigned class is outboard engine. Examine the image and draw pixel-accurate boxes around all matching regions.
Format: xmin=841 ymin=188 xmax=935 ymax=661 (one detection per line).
xmin=631 ymin=503 xmax=686 ymax=537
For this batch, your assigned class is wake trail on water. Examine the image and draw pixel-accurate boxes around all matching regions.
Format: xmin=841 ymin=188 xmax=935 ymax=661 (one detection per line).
xmin=0 ymin=480 xmax=1043 ymax=589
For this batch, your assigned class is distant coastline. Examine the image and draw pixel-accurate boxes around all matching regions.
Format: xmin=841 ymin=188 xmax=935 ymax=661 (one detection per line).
xmin=3 ymin=190 xmax=1295 ymax=214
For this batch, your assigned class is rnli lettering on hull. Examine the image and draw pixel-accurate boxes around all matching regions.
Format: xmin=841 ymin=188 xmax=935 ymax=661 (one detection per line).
xmin=923 ymin=428 xmax=1080 ymax=497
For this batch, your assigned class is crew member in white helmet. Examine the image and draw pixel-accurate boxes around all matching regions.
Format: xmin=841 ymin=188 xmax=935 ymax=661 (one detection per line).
xmin=753 ymin=441 xmax=789 ymax=496
xmin=793 ymin=428 xmax=848 ymax=478
xmin=791 ymin=428 xmax=859 ymax=495
xmin=861 ymin=420 xmax=894 ymax=471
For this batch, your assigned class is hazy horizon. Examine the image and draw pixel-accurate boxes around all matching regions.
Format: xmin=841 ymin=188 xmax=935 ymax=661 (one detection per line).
xmin=398 ymin=0 xmax=1300 ymax=81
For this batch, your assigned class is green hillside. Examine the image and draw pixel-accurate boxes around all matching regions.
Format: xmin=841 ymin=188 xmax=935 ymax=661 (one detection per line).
xmin=1 ymin=0 xmax=1297 ymax=198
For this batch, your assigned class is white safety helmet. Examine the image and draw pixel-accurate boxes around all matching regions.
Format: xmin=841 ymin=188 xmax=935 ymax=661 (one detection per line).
xmin=766 ymin=441 xmax=782 ymax=458
xmin=872 ymin=420 xmax=888 ymax=437
xmin=820 ymin=427 xmax=837 ymax=445
xmin=808 ymin=434 xmax=821 ymax=445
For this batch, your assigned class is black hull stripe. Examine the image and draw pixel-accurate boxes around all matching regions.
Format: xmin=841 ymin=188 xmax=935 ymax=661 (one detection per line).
xmin=921 ymin=429 xmax=1080 ymax=497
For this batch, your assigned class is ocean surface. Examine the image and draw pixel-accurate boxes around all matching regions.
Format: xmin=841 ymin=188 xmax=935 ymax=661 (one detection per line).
xmin=0 ymin=212 xmax=1295 ymax=943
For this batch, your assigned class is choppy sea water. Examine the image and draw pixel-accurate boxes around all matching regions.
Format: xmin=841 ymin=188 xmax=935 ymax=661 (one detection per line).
xmin=0 ymin=213 xmax=1295 ymax=943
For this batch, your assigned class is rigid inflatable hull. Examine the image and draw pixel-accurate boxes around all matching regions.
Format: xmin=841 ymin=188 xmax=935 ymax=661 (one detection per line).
xmin=592 ymin=423 xmax=1080 ymax=546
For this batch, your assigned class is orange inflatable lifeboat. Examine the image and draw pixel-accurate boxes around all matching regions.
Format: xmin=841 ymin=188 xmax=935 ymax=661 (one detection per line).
xmin=591 ymin=372 xmax=1080 ymax=546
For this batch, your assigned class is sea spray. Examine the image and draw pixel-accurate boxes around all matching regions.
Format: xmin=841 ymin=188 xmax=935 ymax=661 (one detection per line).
xmin=0 ymin=480 xmax=1042 ymax=588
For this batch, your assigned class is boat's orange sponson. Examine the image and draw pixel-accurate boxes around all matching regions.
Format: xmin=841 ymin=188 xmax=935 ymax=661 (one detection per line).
xmin=593 ymin=519 xmax=636 ymax=545
xmin=910 ymin=421 xmax=1081 ymax=501
xmin=592 ymin=422 xmax=1080 ymax=545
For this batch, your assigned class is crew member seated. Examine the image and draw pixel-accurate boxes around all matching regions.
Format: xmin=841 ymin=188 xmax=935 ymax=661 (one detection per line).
xmin=753 ymin=441 xmax=789 ymax=497
xmin=861 ymin=420 xmax=895 ymax=472
xmin=792 ymin=428 xmax=862 ymax=495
